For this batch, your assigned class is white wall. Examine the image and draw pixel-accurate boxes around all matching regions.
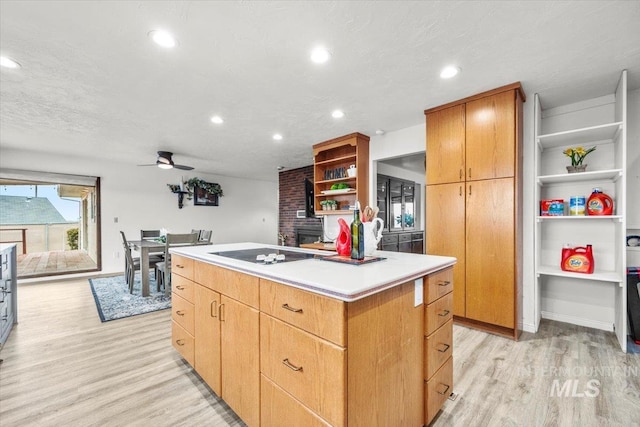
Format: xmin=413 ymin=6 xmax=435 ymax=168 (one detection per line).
xmin=0 ymin=148 xmax=278 ymax=279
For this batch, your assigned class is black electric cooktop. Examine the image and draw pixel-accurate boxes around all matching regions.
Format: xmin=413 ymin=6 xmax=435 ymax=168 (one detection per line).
xmin=209 ymin=248 xmax=316 ymax=265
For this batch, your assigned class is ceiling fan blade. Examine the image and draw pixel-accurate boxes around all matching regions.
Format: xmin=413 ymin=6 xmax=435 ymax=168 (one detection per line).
xmin=137 ymin=164 xmax=158 ymax=167
xmin=174 ymin=164 xmax=194 ymax=171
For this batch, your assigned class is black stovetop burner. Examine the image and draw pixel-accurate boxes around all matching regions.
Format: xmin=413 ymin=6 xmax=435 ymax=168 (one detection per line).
xmin=209 ymin=248 xmax=316 ymax=264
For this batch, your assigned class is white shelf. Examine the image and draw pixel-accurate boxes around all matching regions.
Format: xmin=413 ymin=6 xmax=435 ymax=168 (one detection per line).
xmin=537 ymin=265 xmax=622 ymax=283
xmin=537 ymin=169 xmax=623 ymax=185
xmin=537 ymin=122 xmax=622 ymax=150
xmin=536 ymin=215 xmax=622 ymax=222
xmin=627 ymin=247 xmax=640 ymax=252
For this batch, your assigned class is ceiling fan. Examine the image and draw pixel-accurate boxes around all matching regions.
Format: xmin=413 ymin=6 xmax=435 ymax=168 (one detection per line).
xmin=138 ymin=151 xmax=194 ymax=170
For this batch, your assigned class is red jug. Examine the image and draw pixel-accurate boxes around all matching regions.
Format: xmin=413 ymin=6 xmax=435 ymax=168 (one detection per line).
xmin=586 ymin=188 xmax=613 ymax=216
xmin=561 ymin=244 xmax=594 ymax=274
xmin=335 ymin=218 xmax=351 ymax=256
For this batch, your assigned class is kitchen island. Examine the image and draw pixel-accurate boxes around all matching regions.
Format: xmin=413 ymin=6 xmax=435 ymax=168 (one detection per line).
xmin=169 ymin=242 xmax=456 ymax=427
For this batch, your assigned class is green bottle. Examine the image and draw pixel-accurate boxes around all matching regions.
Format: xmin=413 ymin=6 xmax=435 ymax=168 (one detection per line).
xmin=351 ymin=209 xmax=364 ymax=260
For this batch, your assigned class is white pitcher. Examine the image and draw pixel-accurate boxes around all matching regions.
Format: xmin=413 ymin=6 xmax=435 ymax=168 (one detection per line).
xmin=363 ymin=218 xmax=384 ymax=256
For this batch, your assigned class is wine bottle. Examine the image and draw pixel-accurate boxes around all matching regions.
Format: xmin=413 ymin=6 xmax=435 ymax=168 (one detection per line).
xmin=351 ymin=209 xmax=364 ymax=260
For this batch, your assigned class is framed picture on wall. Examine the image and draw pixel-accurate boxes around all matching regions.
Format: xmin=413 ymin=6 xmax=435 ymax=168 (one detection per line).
xmin=193 ymin=182 xmax=219 ymax=206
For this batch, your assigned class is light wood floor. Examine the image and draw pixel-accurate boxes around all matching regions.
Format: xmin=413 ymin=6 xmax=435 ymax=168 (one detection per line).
xmin=1 ymin=278 xmax=639 ymax=426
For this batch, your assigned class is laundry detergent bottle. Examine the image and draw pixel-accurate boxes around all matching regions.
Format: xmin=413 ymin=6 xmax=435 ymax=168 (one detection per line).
xmin=586 ymin=188 xmax=613 ymax=216
xmin=561 ymin=244 xmax=594 ymax=274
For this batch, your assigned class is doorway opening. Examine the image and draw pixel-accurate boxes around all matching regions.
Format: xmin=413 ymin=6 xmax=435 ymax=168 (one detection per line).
xmin=0 ymin=169 xmax=101 ymax=278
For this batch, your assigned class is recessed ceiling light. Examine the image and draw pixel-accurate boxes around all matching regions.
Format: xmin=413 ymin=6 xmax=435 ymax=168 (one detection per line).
xmin=277 ymin=166 xmax=285 ymax=171
xmin=0 ymin=56 xmax=21 ymax=69
xmin=148 ymin=30 xmax=177 ymax=48
xmin=440 ymin=65 xmax=460 ymax=79
xmin=375 ymin=129 xmax=386 ymax=135
xmin=310 ymin=46 xmax=331 ymax=64
xmin=210 ymin=115 xmax=224 ymax=124
xmin=273 ymin=134 xmax=283 ymax=141
xmin=331 ymin=110 xmax=345 ymax=119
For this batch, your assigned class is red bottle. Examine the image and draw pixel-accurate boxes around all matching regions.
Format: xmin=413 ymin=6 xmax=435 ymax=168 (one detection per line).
xmin=586 ymin=188 xmax=613 ymax=216
xmin=561 ymin=244 xmax=594 ymax=274
xmin=335 ymin=218 xmax=351 ymax=256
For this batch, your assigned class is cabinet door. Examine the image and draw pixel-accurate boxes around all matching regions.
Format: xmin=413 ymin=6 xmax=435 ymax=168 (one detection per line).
xmin=389 ymin=179 xmax=403 ymax=231
xmin=403 ymin=182 xmax=415 ymax=229
xmin=426 ymin=104 xmax=465 ymax=185
xmin=376 ymin=176 xmax=389 ymax=230
xmin=465 ymin=178 xmax=515 ymax=328
xmin=220 ymin=296 xmax=260 ymax=427
xmin=194 ymin=284 xmax=221 ymax=395
xmin=426 ymin=183 xmax=466 ymax=317
xmin=465 ymin=91 xmax=515 ymax=181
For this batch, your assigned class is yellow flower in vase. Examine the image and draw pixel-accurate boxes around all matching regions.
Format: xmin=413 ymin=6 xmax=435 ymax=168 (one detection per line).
xmin=564 ymin=146 xmax=596 ymax=172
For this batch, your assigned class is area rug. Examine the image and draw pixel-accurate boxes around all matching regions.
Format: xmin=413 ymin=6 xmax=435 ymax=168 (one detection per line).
xmin=88 ymin=270 xmax=170 ymax=322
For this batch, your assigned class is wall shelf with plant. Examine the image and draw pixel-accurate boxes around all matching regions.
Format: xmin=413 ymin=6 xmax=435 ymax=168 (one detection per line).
xmin=167 ymin=178 xmax=224 ymax=209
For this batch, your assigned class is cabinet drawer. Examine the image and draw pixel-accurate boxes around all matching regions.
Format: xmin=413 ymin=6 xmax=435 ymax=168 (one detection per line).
xmin=425 ymin=292 xmax=453 ymax=335
xmin=195 ymin=261 xmax=259 ymax=309
xmin=261 ymin=375 xmax=332 ymax=427
xmin=381 ymin=234 xmax=398 ymax=244
xmin=260 ymin=279 xmax=346 ymax=346
xmin=424 ymin=319 xmax=453 ymax=380
xmin=171 ymin=255 xmax=194 ymax=281
xmin=171 ymin=320 xmax=195 ymax=367
xmin=399 ymin=232 xmax=412 ymax=243
xmin=172 ymin=293 xmax=194 ymax=335
xmin=171 ymin=274 xmax=194 ymax=303
xmin=412 ymin=232 xmax=424 ymax=241
xmin=425 ymin=356 xmax=453 ymax=426
xmin=425 ymin=267 xmax=453 ymax=304
xmin=260 ymin=314 xmax=346 ymax=427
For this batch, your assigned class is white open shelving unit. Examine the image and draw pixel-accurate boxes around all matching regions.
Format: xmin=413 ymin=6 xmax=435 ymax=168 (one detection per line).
xmin=533 ymin=70 xmax=627 ymax=352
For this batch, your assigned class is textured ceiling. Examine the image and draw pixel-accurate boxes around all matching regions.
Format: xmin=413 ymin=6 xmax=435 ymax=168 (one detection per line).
xmin=1 ymin=1 xmax=639 ymax=181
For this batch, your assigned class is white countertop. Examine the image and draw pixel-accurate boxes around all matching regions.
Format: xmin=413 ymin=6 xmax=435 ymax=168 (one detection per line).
xmin=171 ymin=242 xmax=456 ymax=302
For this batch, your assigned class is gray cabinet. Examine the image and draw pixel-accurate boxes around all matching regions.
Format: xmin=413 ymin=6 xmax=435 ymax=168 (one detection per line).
xmin=377 ymin=175 xmax=416 ymax=232
xmin=380 ymin=231 xmax=424 ymax=254
xmin=0 ymin=244 xmax=17 ymax=345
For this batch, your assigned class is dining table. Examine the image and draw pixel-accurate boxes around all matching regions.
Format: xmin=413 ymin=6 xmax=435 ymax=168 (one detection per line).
xmin=129 ymin=239 xmax=209 ymax=297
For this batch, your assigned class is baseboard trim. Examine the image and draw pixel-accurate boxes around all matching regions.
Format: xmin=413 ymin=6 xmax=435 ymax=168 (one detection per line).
xmin=522 ymin=322 xmax=537 ymax=333
xmin=540 ymin=311 xmax=614 ymax=332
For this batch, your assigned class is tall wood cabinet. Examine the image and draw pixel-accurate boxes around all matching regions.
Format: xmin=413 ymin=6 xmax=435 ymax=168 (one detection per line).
xmin=313 ymin=133 xmax=369 ymax=214
xmin=425 ymin=83 xmax=524 ymax=339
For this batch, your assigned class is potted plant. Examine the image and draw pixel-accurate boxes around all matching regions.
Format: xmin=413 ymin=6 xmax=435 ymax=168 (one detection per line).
xmin=328 ymin=200 xmax=338 ymax=210
xmin=320 ymin=200 xmax=329 ymax=210
xmin=563 ymin=146 xmax=596 ymax=173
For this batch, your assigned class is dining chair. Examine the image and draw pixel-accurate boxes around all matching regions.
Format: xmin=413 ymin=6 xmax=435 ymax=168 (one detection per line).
xmin=121 ymin=231 xmax=163 ymax=293
xmin=141 ymin=229 xmax=161 ymax=240
xmin=120 ymin=231 xmax=139 ymax=291
xmin=190 ymin=229 xmax=202 ymax=240
xmin=155 ymin=232 xmax=199 ymax=296
xmin=199 ymin=230 xmax=212 ymax=243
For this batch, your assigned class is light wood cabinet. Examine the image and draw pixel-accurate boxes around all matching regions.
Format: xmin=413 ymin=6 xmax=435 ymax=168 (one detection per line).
xmin=313 ymin=132 xmax=369 ymax=214
xmin=174 ymin=257 xmax=453 ymax=426
xmin=426 ymin=104 xmax=465 ymax=185
xmin=423 ymin=267 xmax=454 ymax=425
xmin=425 ymin=83 xmax=524 ymax=339
xmin=194 ymin=284 xmax=221 ymax=394
xmin=174 ymin=263 xmax=260 ymax=426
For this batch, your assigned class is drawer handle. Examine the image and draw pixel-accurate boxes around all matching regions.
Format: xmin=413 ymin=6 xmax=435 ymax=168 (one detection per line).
xmin=282 ymin=303 xmax=303 ymax=313
xmin=210 ymin=300 xmax=218 ymax=318
xmin=438 ymin=281 xmax=450 ymax=287
xmin=176 ymin=310 xmax=185 ymax=317
xmin=438 ymin=309 xmax=450 ymax=317
xmin=176 ymin=339 xmax=185 ymax=346
xmin=175 ymin=264 xmax=184 ymax=269
xmin=436 ymin=343 xmax=450 ymax=353
xmin=175 ymin=285 xmax=185 ymax=290
xmin=437 ymin=383 xmax=450 ymax=396
xmin=282 ymin=358 xmax=303 ymax=372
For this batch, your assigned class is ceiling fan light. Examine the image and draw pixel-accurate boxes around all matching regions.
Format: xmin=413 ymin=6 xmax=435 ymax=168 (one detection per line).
xmin=157 ymin=163 xmax=173 ymax=169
